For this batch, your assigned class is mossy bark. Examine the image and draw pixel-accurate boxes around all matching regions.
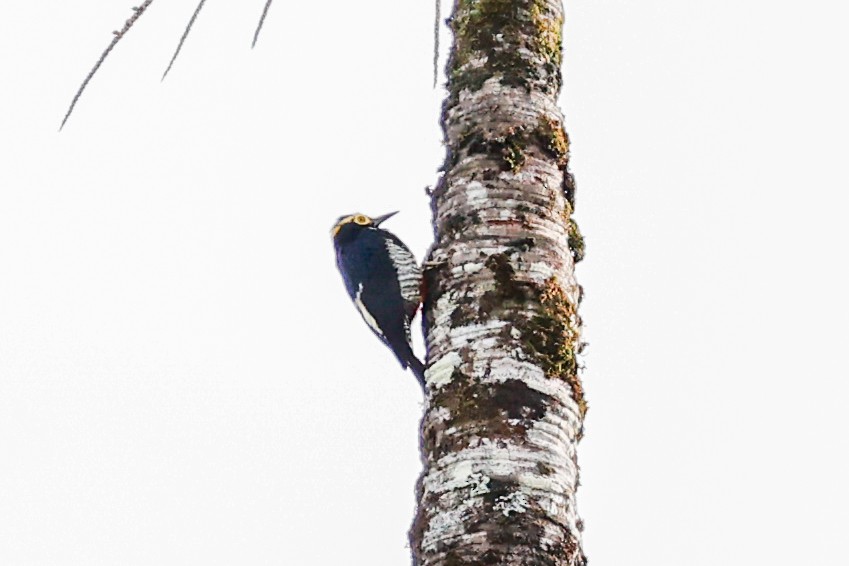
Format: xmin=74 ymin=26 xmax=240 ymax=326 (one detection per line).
xmin=411 ymin=1 xmax=586 ymax=565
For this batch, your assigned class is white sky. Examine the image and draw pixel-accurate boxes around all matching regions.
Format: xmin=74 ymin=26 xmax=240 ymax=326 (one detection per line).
xmin=1 ymin=1 xmax=847 ymax=564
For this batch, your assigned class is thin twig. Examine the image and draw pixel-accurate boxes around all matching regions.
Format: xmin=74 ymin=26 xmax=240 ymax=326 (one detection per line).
xmin=251 ymin=0 xmax=274 ymax=49
xmin=433 ymin=0 xmax=440 ymax=87
xmin=162 ymin=0 xmax=208 ymax=80
xmin=60 ymin=1 xmax=155 ymax=130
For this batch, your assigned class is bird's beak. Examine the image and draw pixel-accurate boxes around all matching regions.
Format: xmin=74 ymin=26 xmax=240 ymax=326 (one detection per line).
xmin=373 ymin=211 xmax=399 ymax=226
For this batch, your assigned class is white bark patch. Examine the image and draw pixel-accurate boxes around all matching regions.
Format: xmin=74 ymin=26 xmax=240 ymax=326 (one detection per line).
xmin=428 ymin=291 xmax=459 ymax=344
xmin=433 ymin=290 xmax=457 ymax=317
xmin=447 ymin=81 xmax=563 ymax=141
xmin=419 ymin=460 xmax=495 ymax=554
xmin=494 ymin=491 xmax=530 ymax=516
xmin=464 ymin=180 xmax=488 ymax=202
xmin=450 ymin=460 xmax=474 ymax=485
xmin=429 ymin=406 xmax=452 ymax=424
xmin=426 ymin=351 xmax=462 ymax=389
xmin=420 ymin=498 xmax=486 ymax=554
xmin=449 ymin=245 xmax=504 ymax=265
xmin=466 ymin=335 xmax=501 ymax=356
xmin=452 ymin=262 xmax=484 ymax=275
xmin=420 ymin=438 xmax=577 ymax=548
xmin=448 ymin=319 xmax=508 ymax=349
xmin=419 ymin=441 xmax=580 ymax=556
xmin=469 ymin=474 xmax=491 ymax=496
xmin=446 ymin=461 xmax=491 ymax=496
xmin=528 ymin=260 xmax=558 ymax=282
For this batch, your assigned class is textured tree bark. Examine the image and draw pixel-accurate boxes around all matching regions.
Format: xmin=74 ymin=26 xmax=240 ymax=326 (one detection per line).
xmin=411 ymin=1 xmax=586 ymax=564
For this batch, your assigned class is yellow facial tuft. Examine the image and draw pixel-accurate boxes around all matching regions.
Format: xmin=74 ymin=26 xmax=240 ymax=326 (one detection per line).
xmin=332 ymin=214 xmax=372 ymax=237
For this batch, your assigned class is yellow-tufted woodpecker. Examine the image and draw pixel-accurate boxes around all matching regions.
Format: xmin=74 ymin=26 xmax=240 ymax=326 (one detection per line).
xmin=331 ymin=212 xmax=425 ymax=386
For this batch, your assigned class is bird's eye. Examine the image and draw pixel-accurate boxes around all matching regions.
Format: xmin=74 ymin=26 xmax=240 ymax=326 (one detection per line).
xmin=353 ymin=215 xmax=370 ymax=225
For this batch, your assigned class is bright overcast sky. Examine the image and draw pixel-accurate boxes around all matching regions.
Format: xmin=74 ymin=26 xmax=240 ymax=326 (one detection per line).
xmin=1 ymin=1 xmax=847 ymax=565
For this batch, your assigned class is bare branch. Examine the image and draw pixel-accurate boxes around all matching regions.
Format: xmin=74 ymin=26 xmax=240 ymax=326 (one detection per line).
xmin=433 ymin=0 xmax=440 ymax=88
xmin=162 ymin=0 xmax=208 ymax=81
xmin=251 ymin=0 xmax=274 ymax=49
xmin=60 ymin=1 xmax=156 ymax=130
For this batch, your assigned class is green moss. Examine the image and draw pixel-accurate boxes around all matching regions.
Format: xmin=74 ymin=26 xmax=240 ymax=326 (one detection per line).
xmin=441 ymin=0 xmax=569 ymax=179
xmin=458 ymin=126 xmax=529 ymax=172
xmin=522 ymin=278 xmax=587 ymax=419
xmin=502 ymin=132 xmax=527 ymax=171
xmin=468 ymin=259 xmax=586 ymax=419
xmin=530 ymin=0 xmax=563 ymax=85
xmin=567 ymin=218 xmax=585 ymax=263
xmin=562 ymin=171 xmax=577 ymax=211
xmin=454 ymin=116 xmax=568 ymax=173
xmin=530 ymin=1 xmax=563 ymax=67
xmin=536 ymin=115 xmax=570 ymax=166
xmin=447 ymin=0 xmax=564 ymax=102
xmin=451 ymin=0 xmax=522 ymax=72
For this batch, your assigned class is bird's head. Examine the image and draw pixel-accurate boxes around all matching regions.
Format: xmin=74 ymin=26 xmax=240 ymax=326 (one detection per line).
xmin=331 ymin=211 xmax=398 ymax=242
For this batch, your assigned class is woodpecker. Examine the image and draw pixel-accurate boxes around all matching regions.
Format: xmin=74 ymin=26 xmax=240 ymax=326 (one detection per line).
xmin=331 ymin=211 xmax=425 ymax=386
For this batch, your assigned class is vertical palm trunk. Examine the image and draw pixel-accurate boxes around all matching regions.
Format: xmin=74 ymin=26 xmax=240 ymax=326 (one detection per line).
xmin=411 ymin=1 xmax=586 ymax=564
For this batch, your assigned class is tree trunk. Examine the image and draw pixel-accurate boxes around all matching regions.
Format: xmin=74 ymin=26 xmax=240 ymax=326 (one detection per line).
xmin=411 ymin=1 xmax=586 ymax=564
